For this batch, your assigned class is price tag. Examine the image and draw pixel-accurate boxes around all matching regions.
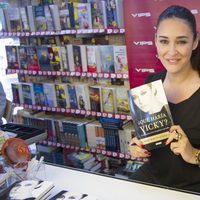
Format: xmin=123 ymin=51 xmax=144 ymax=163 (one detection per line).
xmin=61 ymin=108 xmax=66 ymax=113
xmin=107 ymin=151 xmax=112 ymax=156
xmin=96 ymin=149 xmax=101 ymax=154
xmin=81 ymin=110 xmax=86 ymax=115
xmin=38 ymin=71 xmax=42 ymax=75
xmin=87 ymin=72 xmax=92 ymax=77
xmin=91 ymin=148 xmax=96 ymax=153
xmin=52 ymin=107 xmax=56 ymax=112
xmin=43 ymin=71 xmax=47 ymax=75
xmin=92 ymin=73 xmax=97 ymax=78
xmin=119 ymin=153 xmax=125 ymax=158
xmin=120 ymin=115 xmax=126 ymax=120
xmin=102 ymin=112 xmax=107 ymax=117
xmin=107 ymin=113 xmax=113 ymax=118
xmin=56 ymin=107 xmax=61 ymax=112
xmin=102 ymin=150 xmax=106 ymax=155
xmin=110 ymin=73 xmax=116 ymax=78
xmin=52 ymin=71 xmax=56 ymax=75
xmin=91 ymin=111 xmax=96 ymax=116
xmin=123 ymin=73 xmax=129 ymax=79
xmin=127 ymin=115 xmax=132 ymax=120
xmin=96 ymin=112 xmax=102 ymax=117
xmin=47 ymin=71 xmax=52 ymax=75
xmin=115 ymin=114 xmax=120 ymax=119
xmin=42 ymin=106 xmax=47 ymax=111
xmin=71 ymin=109 xmax=75 ymax=113
xmin=47 ymin=107 xmax=52 ymax=111
xmin=104 ymin=73 xmax=110 ymax=78
xmin=28 ymin=105 xmax=32 ymax=109
xmin=107 ymin=29 xmax=112 ymax=34
xmin=112 ymin=152 xmax=117 ymax=157
xmin=75 ymin=109 xmax=80 ymax=114
xmin=57 ymin=71 xmax=61 ymax=76
xmin=117 ymin=73 xmax=122 ymax=78
xmin=86 ymin=110 xmax=91 ymax=115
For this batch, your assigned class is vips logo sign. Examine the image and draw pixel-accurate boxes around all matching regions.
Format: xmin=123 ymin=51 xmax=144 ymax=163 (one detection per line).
xmin=124 ymin=0 xmax=200 ymax=88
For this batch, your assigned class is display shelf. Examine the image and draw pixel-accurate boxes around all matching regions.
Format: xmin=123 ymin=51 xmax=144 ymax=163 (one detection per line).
xmin=13 ymin=103 xmax=132 ymax=120
xmin=39 ymin=140 xmax=135 ymax=161
xmin=6 ymin=69 xmax=129 ymax=79
xmin=0 ymin=28 xmax=125 ymax=37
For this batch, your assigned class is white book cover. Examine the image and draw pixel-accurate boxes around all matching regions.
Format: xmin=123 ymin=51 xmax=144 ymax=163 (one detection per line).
xmin=75 ymin=83 xmax=91 ymax=110
xmin=86 ymin=45 xmax=101 ymax=73
xmin=9 ymin=180 xmax=54 ymax=200
xmin=49 ymin=4 xmax=61 ymax=31
xmin=115 ymin=0 xmax=124 ymax=28
xmin=67 ymin=44 xmax=75 ymax=72
xmin=27 ymin=5 xmax=36 ymax=32
xmin=43 ymin=83 xmax=57 ymax=107
xmin=113 ymin=45 xmax=128 ymax=73
xmin=44 ymin=5 xmax=54 ymax=31
xmin=60 ymin=46 xmax=69 ymax=71
xmin=19 ymin=7 xmax=30 ymax=32
xmin=0 ymin=8 xmax=7 ymax=31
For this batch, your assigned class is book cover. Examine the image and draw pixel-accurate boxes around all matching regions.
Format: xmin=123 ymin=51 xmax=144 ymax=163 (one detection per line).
xmin=6 ymin=46 xmax=20 ymax=69
xmin=59 ymin=3 xmax=71 ymax=30
xmin=44 ymin=5 xmax=55 ymax=31
xmin=106 ymin=0 xmax=118 ymax=28
xmin=73 ymin=2 xmax=92 ymax=29
xmin=4 ymin=7 xmax=22 ymax=32
xmin=37 ymin=46 xmax=52 ymax=71
xmin=11 ymin=83 xmax=24 ymax=104
xmin=34 ymin=5 xmax=47 ymax=31
xmin=89 ymin=85 xmax=101 ymax=112
xmin=86 ymin=45 xmax=101 ymax=73
xmin=101 ymin=86 xmax=116 ymax=113
xmin=18 ymin=46 xmax=28 ymax=70
xmin=128 ymin=80 xmax=174 ymax=150
xmin=60 ymin=46 xmax=69 ymax=71
xmin=115 ymin=86 xmax=130 ymax=114
xmin=21 ymin=83 xmax=35 ymax=105
xmin=67 ymin=84 xmax=78 ymax=109
xmin=49 ymin=4 xmax=61 ymax=31
xmin=55 ymin=83 xmax=69 ymax=108
xmin=90 ymin=1 xmax=105 ymax=29
xmin=113 ymin=45 xmax=128 ymax=74
xmin=99 ymin=45 xmax=114 ymax=73
xmin=19 ymin=7 xmax=30 ymax=32
xmin=27 ymin=5 xmax=36 ymax=32
xmin=8 ymin=180 xmax=54 ymax=200
xmin=75 ymin=83 xmax=91 ymax=110
xmin=48 ymin=46 xmax=62 ymax=71
xmin=73 ymin=45 xmax=87 ymax=73
xmin=27 ymin=46 xmax=39 ymax=71
xmin=33 ymin=83 xmax=46 ymax=106
xmin=0 ymin=8 xmax=7 ymax=31
xmin=49 ymin=190 xmax=93 ymax=200
xmin=43 ymin=83 xmax=57 ymax=107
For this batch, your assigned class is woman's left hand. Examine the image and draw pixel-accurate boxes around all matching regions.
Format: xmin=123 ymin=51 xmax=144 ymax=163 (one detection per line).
xmin=165 ymin=125 xmax=198 ymax=165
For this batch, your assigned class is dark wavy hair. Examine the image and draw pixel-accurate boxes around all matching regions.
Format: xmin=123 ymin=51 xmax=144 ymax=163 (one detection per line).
xmin=156 ymin=5 xmax=200 ymax=75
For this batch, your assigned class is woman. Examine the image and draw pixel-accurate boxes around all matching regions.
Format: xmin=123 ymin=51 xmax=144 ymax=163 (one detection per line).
xmin=129 ymin=5 xmax=200 ymax=192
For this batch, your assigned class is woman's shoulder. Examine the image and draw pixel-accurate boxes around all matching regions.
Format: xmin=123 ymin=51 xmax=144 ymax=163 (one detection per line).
xmin=144 ymin=70 xmax=166 ymax=84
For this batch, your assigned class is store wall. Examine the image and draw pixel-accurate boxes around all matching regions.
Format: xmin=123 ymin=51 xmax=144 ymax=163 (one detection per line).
xmin=124 ymin=0 xmax=200 ymax=88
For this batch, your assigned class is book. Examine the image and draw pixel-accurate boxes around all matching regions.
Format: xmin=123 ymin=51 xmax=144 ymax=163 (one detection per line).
xmin=27 ymin=5 xmax=36 ymax=32
xmin=0 ymin=8 xmax=7 ymax=31
xmin=55 ymin=83 xmax=70 ymax=108
xmin=34 ymin=5 xmax=47 ymax=31
xmin=43 ymin=83 xmax=57 ymax=107
xmin=18 ymin=46 xmax=28 ymax=70
xmin=11 ymin=83 xmax=24 ymax=104
xmin=5 ymin=46 xmax=19 ymax=69
xmin=27 ymin=46 xmax=40 ymax=71
xmin=113 ymin=45 xmax=128 ymax=73
xmin=73 ymin=2 xmax=92 ymax=29
xmin=89 ymin=85 xmax=101 ymax=112
xmin=59 ymin=2 xmax=71 ymax=30
xmin=75 ymin=83 xmax=91 ymax=110
xmin=19 ymin=7 xmax=30 ymax=32
xmin=33 ymin=83 xmax=46 ymax=106
xmin=44 ymin=5 xmax=55 ymax=31
xmin=128 ymin=80 xmax=174 ymax=150
xmin=86 ymin=45 xmax=101 ymax=73
xmin=67 ymin=84 xmax=78 ymax=109
xmin=115 ymin=86 xmax=130 ymax=114
xmin=21 ymin=83 xmax=35 ymax=105
xmin=101 ymin=86 xmax=116 ymax=113
xmin=4 ymin=7 xmax=22 ymax=32
xmin=49 ymin=190 xmax=97 ymax=200
xmin=37 ymin=46 xmax=51 ymax=70
xmin=99 ymin=45 xmax=114 ymax=73
xmin=8 ymin=180 xmax=54 ymax=200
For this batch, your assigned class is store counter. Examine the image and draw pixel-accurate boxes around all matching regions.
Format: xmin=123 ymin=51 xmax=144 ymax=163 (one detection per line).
xmin=45 ymin=164 xmax=200 ymax=200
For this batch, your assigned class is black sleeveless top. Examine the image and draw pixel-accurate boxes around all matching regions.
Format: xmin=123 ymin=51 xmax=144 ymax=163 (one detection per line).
xmin=131 ymin=70 xmax=200 ymax=193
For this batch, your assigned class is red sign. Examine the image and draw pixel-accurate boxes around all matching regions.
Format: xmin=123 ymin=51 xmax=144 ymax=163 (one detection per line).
xmin=124 ymin=0 xmax=200 ymax=88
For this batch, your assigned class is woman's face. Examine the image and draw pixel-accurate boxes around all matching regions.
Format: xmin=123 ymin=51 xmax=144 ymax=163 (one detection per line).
xmin=132 ymin=85 xmax=154 ymax=113
xmin=155 ymin=18 xmax=198 ymax=74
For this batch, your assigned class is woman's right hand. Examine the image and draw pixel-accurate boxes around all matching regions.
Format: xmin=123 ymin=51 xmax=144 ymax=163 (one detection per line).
xmin=129 ymin=137 xmax=151 ymax=158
